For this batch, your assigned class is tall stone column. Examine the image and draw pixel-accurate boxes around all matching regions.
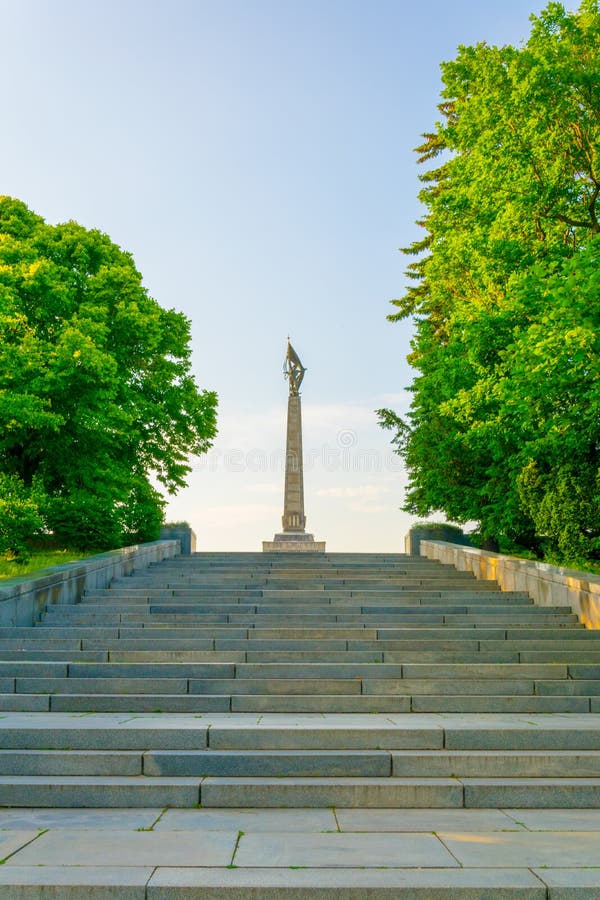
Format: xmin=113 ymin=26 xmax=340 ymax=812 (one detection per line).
xmin=282 ymin=393 xmax=306 ymax=533
xmin=263 ymin=341 xmax=325 ymax=552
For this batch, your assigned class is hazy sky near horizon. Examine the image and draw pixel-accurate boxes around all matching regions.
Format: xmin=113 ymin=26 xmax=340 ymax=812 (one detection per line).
xmin=1 ymin=0 xmax=559 ymax=550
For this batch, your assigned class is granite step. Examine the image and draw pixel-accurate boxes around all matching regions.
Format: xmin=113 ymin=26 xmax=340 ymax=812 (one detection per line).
xmin=0 ymin=776 xmax=200 ymax=807
xmin=198 ymin=775 xmax=600 ymax=808
xmin=21 ymin=657 xmax=567 ymax=678
xmin=0 ymin=692 xmax=591 ymax=714
xmin=230 ymin=695 xmax=589 ymax=714
xmin=48 ymin=598 xmax=540 ymax=612
xmin=0 ymin=749 xmax=397 ymax=777
xmin=0 ymin=867 xmax=560 ymax=898
xmin=390 ymin=749 xmax=600 ymax=777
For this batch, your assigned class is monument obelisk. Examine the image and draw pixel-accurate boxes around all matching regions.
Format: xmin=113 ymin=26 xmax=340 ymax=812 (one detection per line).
xmin=263 ymin=340 xmax=325 ymax=552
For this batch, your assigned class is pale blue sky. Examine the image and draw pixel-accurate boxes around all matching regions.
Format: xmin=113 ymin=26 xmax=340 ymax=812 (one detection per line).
xmin=1 ymin=0 xmax=558 ymax=549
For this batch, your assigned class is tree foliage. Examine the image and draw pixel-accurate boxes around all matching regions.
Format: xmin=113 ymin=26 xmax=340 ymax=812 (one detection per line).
xmin=381 ymin=1 xmax=600 ymax=560
xmin=0 ymin=197 xmax=217 ymax=555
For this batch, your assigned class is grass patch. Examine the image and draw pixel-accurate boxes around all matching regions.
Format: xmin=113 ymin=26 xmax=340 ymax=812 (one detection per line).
xmin=0 ymin=549 xmax=92 ymax=581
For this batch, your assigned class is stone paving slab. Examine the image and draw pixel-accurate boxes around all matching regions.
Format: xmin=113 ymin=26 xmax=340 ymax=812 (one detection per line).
xmin=440 ymin=830 xmax=600 ymax=867
xmin=0 ymin=808 xmax=162 ymax=830
xmin=335 ymin=807 xmax=523 ymax=831
xmin=155 ymin=807 xmax=337 ymax=831
xmin=145 ymin=866 xmax=546 ymax=898
xmin=0 ymin=831 xmax=41 ymax=861
xmin=233 ymin=831 xmax=457 ymax=867
xmin=5 ymin=829 xmax=238 ymax=867
xmin=504 ymin=808 xmax=600 ymax=830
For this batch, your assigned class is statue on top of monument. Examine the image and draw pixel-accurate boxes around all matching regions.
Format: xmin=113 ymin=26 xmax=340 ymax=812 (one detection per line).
xmin=283 ymin=339 xmax=306 ymax=396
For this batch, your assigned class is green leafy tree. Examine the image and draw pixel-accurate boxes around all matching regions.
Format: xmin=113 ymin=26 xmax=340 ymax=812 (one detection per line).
xmin=0 ymin=474 xmax=44 ymax=561
xmin=381 ymin=1 xmax=600 ymax=558
xmin=0 ymin=197 xmax=217 ymax=554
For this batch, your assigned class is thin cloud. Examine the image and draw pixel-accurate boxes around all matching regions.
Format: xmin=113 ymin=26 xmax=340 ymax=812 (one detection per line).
xmin=245 ymin=482 xmax=282 ymax=495
xmin=317 ymin=485 xmax=391 ymax=499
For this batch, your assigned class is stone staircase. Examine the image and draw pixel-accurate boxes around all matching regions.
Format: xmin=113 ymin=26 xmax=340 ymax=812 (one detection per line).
xmin=1 ymin=551 xmax=600 ymax=810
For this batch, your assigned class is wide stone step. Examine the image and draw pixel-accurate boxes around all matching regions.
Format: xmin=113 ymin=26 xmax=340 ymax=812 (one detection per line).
xmin=0 ymin=776 xmax=200 ymax=807
xmin=188 ymin=676 xmax=548 ymax=696
xmin=14 ymin=714 xmax=600 ymax=752
xmin=66 ymin=662 xmax=235 ymax=678
xmin=197 ymin=776 xmax=600 ymax=808
xmin=85 ymin=589 xmax=525 ymax=601
xmin=518 ymin=651 xmax=600 ymax=663
xmin=207 ymin=720 xmax=600 ymax=750
xmin=0 ymin=748 xmax=395 ymax=777
xmin=147 ymin=749 xmax=392 ymax=777
xmin=189 ymin=678 xmax=365 ymax=695
xmin=41 ymin=613 xmax=571 ymax=629
xmin=0 ymin=749 xmax=143 ymax=776
xmin=108 ymin=650 xmax=248 ymax=662
xmin=15 ymin=677 xmax=194 ymax=695
xmin=230 ymin=694 xmax=589 ymax=714
xmin=0 ymin=775 xmax=474 ymax=808
xmin=0 ymin=724 xmax=210 ymax=749
xmin=48 ymin=598 xmax=539 ymax=613
xmin=0 ymin=693 xmax=233 ymax=712
xmin=0 ymin=867 xmax=561 ymax=898
xmin=231 ymin=662 xmax=567 ymax=679
xmin=46 ymin=694 xmax=410 ymax=713
xmin=137 ymin=582 xmax=500 ymax=590
xmin=0 ymin=650 xmax=108 ymax=662
xmin=390 ymin=749 xmax=600 ymax=777
xmin=241 ymin=651 xmax=517 ymax=663
xmin=537 ymin=679 xmax=600 ymax=695
xmin=0 ymin=692 xmax=590 ymax=714
xmin=408 ymin=695 xmax=591 ymax=713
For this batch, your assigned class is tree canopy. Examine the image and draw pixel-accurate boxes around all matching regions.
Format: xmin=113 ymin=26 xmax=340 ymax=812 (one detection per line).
xmin=0 ymin=197 xmax=217 ymax=556
xmin=380 ymin=1 xmax=600 ymax=561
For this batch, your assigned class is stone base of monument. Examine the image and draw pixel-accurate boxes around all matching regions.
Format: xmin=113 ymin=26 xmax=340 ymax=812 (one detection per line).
xmin=262 ymin=532 xmax=326 ymax=552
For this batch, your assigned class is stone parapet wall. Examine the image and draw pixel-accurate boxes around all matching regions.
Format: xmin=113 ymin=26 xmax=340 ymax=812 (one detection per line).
xmin=418 ymin=539 xmax=600 ymax=630
xmin=159 ymin=525 xmax=196 ymax=555
xmin=0 ymin=540 xmax=180 ymax=628
xmin=404 ymin=525 xmax=471 ymax=556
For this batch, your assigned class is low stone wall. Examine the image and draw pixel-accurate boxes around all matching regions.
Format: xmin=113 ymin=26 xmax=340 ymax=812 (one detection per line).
xmin=159 ymin=525 xmax=196 ymax=555
xmin=418 ymin=539 xmax=600 ymax=630
xmin=0 ymin=540 xmax=180 ymax=628
xmin=404 ymin=525 xmax=471 ymax=556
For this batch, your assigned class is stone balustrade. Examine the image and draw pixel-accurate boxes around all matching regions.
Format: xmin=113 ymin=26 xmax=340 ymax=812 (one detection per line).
xmin=0 ymin=540 xmax=180 ymax=628
xmin=417 ymin=539 xmax=600 ymax=629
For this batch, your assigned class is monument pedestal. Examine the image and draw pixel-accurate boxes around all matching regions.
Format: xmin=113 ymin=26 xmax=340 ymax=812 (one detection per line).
xmin=263 ymin=532 xmax=326 ymax=553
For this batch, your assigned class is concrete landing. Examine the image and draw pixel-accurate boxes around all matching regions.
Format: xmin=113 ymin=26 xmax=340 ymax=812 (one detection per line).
xmin=0 ymin=802 xmax=599 ymax=897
